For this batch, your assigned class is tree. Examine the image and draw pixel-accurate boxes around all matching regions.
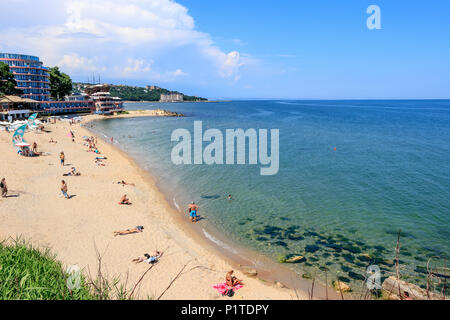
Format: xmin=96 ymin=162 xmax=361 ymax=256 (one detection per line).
xmin=0 ymin=62 xmax=22 ymax=95
xmin=49 ymin=66 xmax=72 ymax=100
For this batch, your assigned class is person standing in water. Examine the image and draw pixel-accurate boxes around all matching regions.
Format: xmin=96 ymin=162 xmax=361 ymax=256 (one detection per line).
xmin=188 ymin=202 xmax=199 ymax=222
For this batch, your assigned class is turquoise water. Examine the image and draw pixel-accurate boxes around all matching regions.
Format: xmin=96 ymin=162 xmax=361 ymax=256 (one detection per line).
xmin=91 ymin=100 xmax=450 ymax=292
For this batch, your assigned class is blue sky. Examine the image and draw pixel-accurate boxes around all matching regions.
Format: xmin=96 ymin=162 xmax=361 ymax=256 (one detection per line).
xmin=1 ymin=0 xmax=449 ymax=99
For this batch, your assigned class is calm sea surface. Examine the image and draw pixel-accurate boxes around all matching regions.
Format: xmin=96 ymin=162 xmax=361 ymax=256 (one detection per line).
xmin=90 ymin=100 xmax=450 ymax=291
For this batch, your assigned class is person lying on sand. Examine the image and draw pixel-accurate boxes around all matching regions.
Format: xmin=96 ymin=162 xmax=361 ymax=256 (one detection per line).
xmin=132 ymin=251 xmax=162 ymax=264
xmin=95 ymin=160 xmax=106 ymax=166
xmin=1 ymin=178 xmax=8 ymax=197
xmin=225 ymin=270 xmax=243 ymax=287
xmin=63 ymin=167 xmax=81 ymax=176
xmin=114 ymin=225 xmax=144 ymax=236
xmin=49 ymin=138 xmax=57 ymax=144
xmin=119 ymin=194 xmax=131 ymax=205
xmin=116 ymin=180 xmax=135 ymax=186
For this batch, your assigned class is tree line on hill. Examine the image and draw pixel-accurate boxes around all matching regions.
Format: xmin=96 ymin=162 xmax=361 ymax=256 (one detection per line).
xmin=75 ymin=83 xmax=207 ymax=102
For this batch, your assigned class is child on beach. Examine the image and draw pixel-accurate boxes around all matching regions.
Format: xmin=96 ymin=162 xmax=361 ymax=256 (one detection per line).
xmin=60 ymin=152 xmax=65 ymax=166
xmin=113 ymin=226 xmax=144 ymax=236
xmin=0 ymin=178 xmax=8 ymax=197
xmin=60 ymin=180 xmax=69 ymax=199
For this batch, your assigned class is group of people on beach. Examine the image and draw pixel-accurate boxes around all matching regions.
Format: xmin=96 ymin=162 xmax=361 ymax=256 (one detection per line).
xmin=3 ymin=117 xmax=246 ymax=298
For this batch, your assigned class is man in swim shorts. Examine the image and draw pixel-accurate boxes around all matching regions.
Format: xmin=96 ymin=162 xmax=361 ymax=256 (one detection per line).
xmin=188 ymin=202 xmax=198 ymax=222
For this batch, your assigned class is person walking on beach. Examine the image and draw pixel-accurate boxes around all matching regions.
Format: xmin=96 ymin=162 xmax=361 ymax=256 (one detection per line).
xmin=60 ymin=152 xmax=65 ymax=166
xmin=60 ymin=180 xmax=69 ymax=199
xmin=1 ymin=178 xmax=8 ymax=198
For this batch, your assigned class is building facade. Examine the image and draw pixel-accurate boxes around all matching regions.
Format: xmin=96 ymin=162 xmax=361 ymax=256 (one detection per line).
xmin=84 ymin=84 xmax=123 ymax=115
xmin=0 ymin=95 xmax=38 ymax=121
xmin=0 ymin=53 xmax=51 ymax=101
xmin=0 ymin=53 xmax=114 ymax=117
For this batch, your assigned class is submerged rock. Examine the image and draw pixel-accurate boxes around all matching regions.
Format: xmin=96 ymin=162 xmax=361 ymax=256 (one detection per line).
xmin=358 ymin=253 xmax=372 ymax=262
xmin=342 ymin=244 xmax=362 ymax=254
xmin=287 ymin=233 xmax=304 ymax=241
xmin=305 ymin=245 xmax=320 ymax=253
xmin=348 ymin=271 xmax=365 ymax=281
xmin=272 ymin=240 xmax=288 ymax=248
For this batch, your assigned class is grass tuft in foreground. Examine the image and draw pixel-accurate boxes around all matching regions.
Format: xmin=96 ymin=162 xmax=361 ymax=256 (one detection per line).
xmin=0 ymin=238 xmax=95 ymax=300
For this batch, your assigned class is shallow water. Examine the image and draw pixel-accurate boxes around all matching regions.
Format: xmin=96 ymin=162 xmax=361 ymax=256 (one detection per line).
xmin=91 ymin=100 xmax=450 ymax=293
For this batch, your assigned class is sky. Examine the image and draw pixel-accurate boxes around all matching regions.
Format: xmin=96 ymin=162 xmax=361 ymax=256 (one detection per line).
xmin=0 ymin=0 xmax=449 ymax=99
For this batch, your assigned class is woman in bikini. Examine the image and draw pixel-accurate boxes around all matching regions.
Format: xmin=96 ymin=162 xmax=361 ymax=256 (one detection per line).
xmin=225 ymin=270 xmax=243 ymax=287
xmin=113 ymin=226 xmax=144 ymax=236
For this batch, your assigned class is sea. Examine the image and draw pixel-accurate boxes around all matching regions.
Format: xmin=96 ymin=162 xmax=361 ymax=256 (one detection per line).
xmin=89 ymin=100 xmax=450 ymax=294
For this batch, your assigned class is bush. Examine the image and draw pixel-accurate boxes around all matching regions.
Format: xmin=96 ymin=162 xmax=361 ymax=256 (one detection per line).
xmin=277 ymin=254 xmax=287 ymax=263
xmin=0 ymin=239 xmax=95 ymax=299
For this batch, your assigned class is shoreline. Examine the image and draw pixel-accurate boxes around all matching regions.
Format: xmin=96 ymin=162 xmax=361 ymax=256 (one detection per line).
xmin=83 ymin=113 xmax=340 ymax=299
xmin=0 ymin=113 xmax=332 ymax=300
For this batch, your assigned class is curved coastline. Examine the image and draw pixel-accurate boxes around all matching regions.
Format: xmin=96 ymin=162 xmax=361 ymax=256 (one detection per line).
xmin=83 ymin=113 xmax=340 ymax=299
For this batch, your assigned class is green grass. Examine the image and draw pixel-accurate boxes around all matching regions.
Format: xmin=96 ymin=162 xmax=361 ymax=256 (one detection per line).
xmin=0 ymin=239 xmax=96 ymax=300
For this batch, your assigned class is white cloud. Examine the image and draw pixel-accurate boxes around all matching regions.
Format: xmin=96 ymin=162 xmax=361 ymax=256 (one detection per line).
xmin=170 ymin=69 xmax=188 ymax=77
xmin=59 ymin=53 xmax=106 ymax=72
xmin=0 ymin=0 xmax=246 ymax=82
xmin=122 ymin=58 xmax=153 ymax=74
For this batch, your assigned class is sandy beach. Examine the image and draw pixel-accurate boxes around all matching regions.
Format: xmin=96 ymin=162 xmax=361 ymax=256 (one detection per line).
xmin=0 ymin=114 xmax=310 ymax=300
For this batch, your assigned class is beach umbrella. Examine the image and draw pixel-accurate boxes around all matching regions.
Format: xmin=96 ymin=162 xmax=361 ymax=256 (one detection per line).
xmin=15 ymin=142 xmax=30 ymax=147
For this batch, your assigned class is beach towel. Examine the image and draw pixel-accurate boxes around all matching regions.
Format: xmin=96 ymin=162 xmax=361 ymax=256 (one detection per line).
xmin=213 ymin=282 xmax=243 ymax=295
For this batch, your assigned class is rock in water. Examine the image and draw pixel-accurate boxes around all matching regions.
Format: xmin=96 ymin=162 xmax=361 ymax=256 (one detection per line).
xmin=241 ymin=266 xmax=258 ymax=277
xmin=286 ymin=255 xmax=306 ymax=263
xmin=332 ymin=280 xmax=351 ymax=293
xmin=381 ymin=276 xmax=439 ymax=300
